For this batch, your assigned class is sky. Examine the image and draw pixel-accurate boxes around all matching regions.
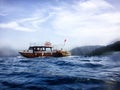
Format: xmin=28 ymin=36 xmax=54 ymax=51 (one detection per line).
xmin=0 ymin=0 xmax=120 ymax=49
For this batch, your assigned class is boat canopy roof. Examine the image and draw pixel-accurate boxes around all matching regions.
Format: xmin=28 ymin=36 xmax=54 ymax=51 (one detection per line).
xmin=29 ymin=46 xmax=52 ymax=49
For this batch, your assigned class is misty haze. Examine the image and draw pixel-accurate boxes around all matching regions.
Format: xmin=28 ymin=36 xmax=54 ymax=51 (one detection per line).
xmin=0 ymin=0 xmax=120 ymax=90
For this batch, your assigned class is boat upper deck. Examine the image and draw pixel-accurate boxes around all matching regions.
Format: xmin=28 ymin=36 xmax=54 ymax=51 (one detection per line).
xmin=28 ymin=46 xmax=53 ymax=52
xmin=29 ymin=46 xmax=52 ymax=48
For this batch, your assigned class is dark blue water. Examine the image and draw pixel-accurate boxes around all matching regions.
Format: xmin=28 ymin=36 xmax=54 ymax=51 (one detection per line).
xmin=0 ymin=55 xmax=120 ymax=90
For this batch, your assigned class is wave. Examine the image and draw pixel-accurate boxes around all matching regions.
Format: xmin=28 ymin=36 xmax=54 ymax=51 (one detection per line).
xmin=0 ymin=55 xmax=120 ymax=90
xmin=0 ymin=76 xmax=120 ymax=90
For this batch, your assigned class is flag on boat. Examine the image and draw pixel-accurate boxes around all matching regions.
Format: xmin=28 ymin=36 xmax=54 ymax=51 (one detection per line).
xmin=64 ymin=39 xmax=67 ymax=46
xmin=64 ymin=39 xmax=67 ymax=43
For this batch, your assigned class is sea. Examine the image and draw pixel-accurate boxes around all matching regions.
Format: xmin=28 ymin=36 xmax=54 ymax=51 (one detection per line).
xmin=0 ymin=53 xmax=120 ymax=90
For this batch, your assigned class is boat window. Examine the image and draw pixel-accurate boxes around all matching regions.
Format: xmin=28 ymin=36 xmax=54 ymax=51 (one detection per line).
xmin=37 ymin=48 xmax=40 ymax=51
xmin=41 ymin=47 xmax=46 ymax=51
xmin=32 ymin=47 xmax=38 ymax=51
xmin=34 ymin=48 xmax=36 ymax=51
xmin=46 ymin=48 xmax=52 ymax=52
xmin=29 ymin=47 xmax=33 ymax=50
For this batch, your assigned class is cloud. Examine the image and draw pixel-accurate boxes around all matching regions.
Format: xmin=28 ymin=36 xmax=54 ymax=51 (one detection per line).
xmin=50 ymin=0 xmax=120 ymax=45
xmin=77 ymin=0 xmax=113 ymax=10
xmin=0 ymin=4 xmax=53 ymax=32
xmin=0 ymin=21 xmax=34 ymax=32
xmin=0 ymin=12 xmax=8 ymax=16
xmin=0 ymin=13 xmax=51 ymax=32
xmin=0 ymin=0 xmax=120 ymax=47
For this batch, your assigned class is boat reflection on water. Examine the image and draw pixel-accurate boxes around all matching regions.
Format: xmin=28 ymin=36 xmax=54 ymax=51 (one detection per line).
xmin=19 ymin=42 xmax=70 ymax=58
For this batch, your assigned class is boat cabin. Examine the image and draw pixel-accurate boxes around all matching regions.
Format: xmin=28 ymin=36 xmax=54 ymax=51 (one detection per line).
xmin=29 ymin=46 xmax=53 ymax=52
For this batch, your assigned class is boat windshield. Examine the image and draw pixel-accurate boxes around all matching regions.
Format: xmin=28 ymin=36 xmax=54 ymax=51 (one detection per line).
xmin=29 ymin=46 xmax=52 ymax=51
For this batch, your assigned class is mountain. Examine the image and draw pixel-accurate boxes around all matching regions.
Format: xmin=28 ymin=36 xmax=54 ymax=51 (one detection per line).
xmin=70 ymin=41 xmax=120 ymax=56
xmin=70 ymin=46 xmax=102 ymax=56
xmin=89 ymin=41 xmax=120 ymax=56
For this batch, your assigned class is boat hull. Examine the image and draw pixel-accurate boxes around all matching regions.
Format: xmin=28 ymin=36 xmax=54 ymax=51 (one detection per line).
xmin=19 ymin=51 xmax=70 ymax=58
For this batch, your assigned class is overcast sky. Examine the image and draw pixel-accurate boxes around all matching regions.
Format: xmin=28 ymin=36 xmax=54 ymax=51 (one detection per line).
xmin=0 ymin=0 xmax=120 ymax=49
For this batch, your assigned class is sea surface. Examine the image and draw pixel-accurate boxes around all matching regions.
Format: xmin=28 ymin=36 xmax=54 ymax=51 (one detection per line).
xmin=0 ymin=54 xmax=120 ymax=90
